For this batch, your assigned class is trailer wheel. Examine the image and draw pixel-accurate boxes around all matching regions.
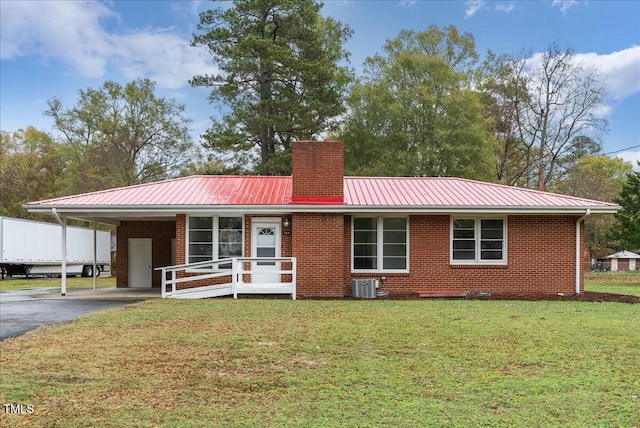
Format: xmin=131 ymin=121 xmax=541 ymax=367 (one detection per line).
xmin=82 ymin=265 xmax=94 ymax=278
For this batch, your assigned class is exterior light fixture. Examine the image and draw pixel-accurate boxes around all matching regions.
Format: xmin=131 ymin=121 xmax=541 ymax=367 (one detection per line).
xmin=283 ymin=217 xmax=291 ymax=228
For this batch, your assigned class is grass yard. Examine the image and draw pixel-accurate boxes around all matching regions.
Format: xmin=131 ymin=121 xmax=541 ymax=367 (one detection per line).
xmin=585 ymin=272 xmax=640 ymax=297
xmin=0 ymin=276 xmax=116 ymax=292
xmin=1 ymin=298 xmax=639 ymax=427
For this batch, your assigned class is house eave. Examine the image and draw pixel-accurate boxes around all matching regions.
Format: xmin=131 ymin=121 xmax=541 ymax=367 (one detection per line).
xmin=24 ymin=203 xmax=620 ymax=219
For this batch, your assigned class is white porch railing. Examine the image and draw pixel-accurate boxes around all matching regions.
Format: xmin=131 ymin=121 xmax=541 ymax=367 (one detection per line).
xmin=156 ymin=257 xmax=297 ymax=300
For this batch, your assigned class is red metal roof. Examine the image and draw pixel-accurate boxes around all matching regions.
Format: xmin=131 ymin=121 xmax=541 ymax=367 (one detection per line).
xmin=343 ymin=177 xmax=616 ymax=208
xmin=26 ymin=175 xmax=617 ymax=211
xmin=29 ymin=176 xmax=292 ymax=206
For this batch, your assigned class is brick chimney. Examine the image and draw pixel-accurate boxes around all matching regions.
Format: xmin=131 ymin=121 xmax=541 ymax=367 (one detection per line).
xmin=292 ymin=139 xmax=344 ymax=204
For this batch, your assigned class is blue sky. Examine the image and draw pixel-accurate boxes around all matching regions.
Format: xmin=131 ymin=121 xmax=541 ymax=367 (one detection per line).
xmin=1 ymin=0 xmax=639 ymax=166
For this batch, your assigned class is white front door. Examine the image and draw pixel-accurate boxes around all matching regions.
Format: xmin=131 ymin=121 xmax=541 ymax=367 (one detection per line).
xmin=129 ymin=238 xmax=152 ymax=288
xmin=251 ymin=220 xmax=281 ymax=283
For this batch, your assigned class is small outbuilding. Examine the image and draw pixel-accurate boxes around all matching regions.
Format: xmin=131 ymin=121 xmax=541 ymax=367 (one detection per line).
xmin=606 ymin=251 xmax=640 ymax=271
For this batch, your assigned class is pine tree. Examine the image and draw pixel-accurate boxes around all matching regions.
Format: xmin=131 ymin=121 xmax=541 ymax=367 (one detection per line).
xmin=191 ymin=0 xmax=352 ymax=174
xmin=609 ymin=164 xmax=640 ymax=251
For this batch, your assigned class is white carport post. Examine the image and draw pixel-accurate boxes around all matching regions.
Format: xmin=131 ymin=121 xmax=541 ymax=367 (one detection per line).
xmin=52 ymin=208 xmax=67 ymax=296
xmin=93 ymin=222 xmax=97 ymax=292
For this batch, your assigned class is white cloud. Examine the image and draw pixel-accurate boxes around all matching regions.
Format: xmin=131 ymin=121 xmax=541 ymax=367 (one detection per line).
xmin=111 ymin=30 xmax=217 ymax=89
xmin=574 ymin=46 xmax=640 ymax=100
xmin=495 ymin=2 xmax=515 ymax=13
xmin=465 ymin=0 xmax=484 ymax=18
xmin=552 ymin=0 xmax=585 ymax=14
xmin=0 ymin=1 xmax=114 ymax=77
xmin=615 ymin=151 xmax=640 ymax=170
xmin=590 ymin=104 xmax=613 ymax=119
xmin=170 ymin=0 xmax=204 ymax=18
xmin=0 ymin=1 xmax=217 ymax=89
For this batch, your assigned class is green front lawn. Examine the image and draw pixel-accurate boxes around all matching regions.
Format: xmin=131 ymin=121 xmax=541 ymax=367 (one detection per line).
xmin=584 ymin=272 xmax=640 ymax=296
xmin=0 ymin=276 xmax=116 ymax=292
xmin=1 ymin=299 xmax=638 ymax=427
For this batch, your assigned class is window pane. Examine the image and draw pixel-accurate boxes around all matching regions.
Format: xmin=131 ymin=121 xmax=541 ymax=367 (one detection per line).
xmin=353 ymin=218 xmax=378 ymax=270
xmin=189 ymin=230 xmax=212 ymax=242
xmin=354 ymin=244 xmax=377 ymax=257
xmin=189 ymin=216 xmax=213 ymax=264
xmin=481 ymin=229 xmax=503 ymax=239
xmin=481 ymin=241 xmax=503 ymax=250
xmin=189 ymin=217 xmax=212 ymax=229
xmin=354 ymin=257 xmax=377 ymax=270
xmin=383 ymin=243 xmax=406 ymax=257
xmin=453 ymin=240 xmax=475 ymax=250
xmin=454 ymin=219 xmax=474 ymax=229
xmin=383 ymin=218 xmax=406 ymax=230
xmin=354 ymin=218 xmax=377 ymax=230
xmin=219 ymin=243 xmax=242 ymax=258
xmin=214 ymin=217 xmax=242 ymax=267
xmin=453 ymin=250 xmax=475 ymax=260
xmin=481 ymin=250 xmax=503 ymax=260
xmin=219 ymin=230 xmax=242 ymax=244
xmin=481 ymin=219 xmax=503 ymax=229
xmin=481 ymin=219 xmax=503 ymax=240
xmin=383 ymin=230 xmax=406 ymax=244
xmin=480 ymin=219 xmax=503 ymax=261
xmin=189 ymin=244 xmax=212 ymax=257
xmin=383 ymin=257 xmax=406 ymax=270
xmin=219 ymin=217 xmax=242 ymax=229
xmin=354 ymin=231 xmax=377 ymax=244
xmin=453 ymin=229 xmax=474 ymax=239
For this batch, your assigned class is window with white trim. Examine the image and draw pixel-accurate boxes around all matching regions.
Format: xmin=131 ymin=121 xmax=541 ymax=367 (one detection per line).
xmin=451 ymin=217 xmax=506 ymax=264
xmin=187 ymin=216 xmax=243 ymax=268
xmin=353 ymin=217 xmax=408 ymax=271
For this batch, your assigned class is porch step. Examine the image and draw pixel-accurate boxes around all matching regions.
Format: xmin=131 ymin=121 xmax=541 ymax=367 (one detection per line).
xmin=414 ymin=289 xmax=468 ymax=298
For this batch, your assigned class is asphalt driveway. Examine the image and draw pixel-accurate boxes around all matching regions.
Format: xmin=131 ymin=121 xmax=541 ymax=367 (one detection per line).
xmin=0 ymin=289 xmax=144 ymax=340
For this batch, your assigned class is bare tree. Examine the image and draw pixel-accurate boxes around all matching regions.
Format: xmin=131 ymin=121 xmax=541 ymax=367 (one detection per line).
xmin=483 ymin=44 xmax=608 ymax=190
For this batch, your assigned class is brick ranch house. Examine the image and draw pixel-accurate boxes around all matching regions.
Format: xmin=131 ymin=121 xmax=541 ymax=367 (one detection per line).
xmin=25 ymin=140 xmax=619 ymax=298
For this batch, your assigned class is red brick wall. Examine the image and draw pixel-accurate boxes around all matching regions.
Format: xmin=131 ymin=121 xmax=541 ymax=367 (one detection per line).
xmin=343 ymin=215 xmax=584 ymax=296
xmin=116 ymin=221 xmax=175 ymax=288
xmin=176 ymin=214 xmax=186 ymax=265
xmin=293 ymin=212 xmax=344 ymax=297
xmin=119 ymin=214 xmax=584 ymax=297
xmin=172 ymin=214 xmax=293 ymax=290
xmin=292 ymin=140 xmax=343 ymax=203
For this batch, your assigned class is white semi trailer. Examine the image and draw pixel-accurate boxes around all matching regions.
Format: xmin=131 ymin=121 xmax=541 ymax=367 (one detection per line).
xmin=0 ymin=217 xmax=111 ymax=279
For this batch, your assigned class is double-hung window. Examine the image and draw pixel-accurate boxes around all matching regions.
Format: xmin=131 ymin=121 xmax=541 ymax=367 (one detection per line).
xmin=353 ymin=217 xmax=408 ymax=272
xmin=451 ymin=217 xmax=506 ymax=264
xmin=187 ymin=216 xmax=243 ymax=268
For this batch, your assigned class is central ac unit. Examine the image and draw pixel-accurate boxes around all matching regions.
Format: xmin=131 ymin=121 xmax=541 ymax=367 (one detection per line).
xmin=352 ymin=279 xmax=378 ymax=298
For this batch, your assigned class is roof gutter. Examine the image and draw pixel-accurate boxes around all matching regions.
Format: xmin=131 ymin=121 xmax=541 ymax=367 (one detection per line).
xmin=24 ymin=204 xmax=621 ymax=216
xmin=575 ymin=209 xmax=591 ymax=295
